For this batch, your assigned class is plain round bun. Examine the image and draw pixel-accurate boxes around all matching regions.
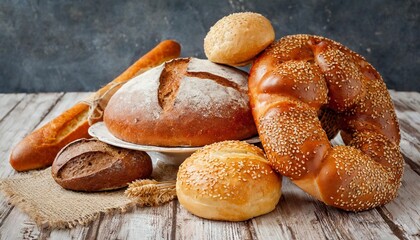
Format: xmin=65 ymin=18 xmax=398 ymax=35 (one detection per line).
xmin=104 ymin=57 xmax=257 ymax=147
xmin=204 ymin=12 xmax=275 ymax=66
xmin=176 ymin=141 xmax=282 ymax=221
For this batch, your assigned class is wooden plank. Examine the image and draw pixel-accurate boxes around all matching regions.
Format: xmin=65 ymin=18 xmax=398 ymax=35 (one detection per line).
xmin=379 ymin=165 xmax=420 ymax=239
xmin=45 ymin=221 xmax=97 ymax=240
xmin=95 ymin=203 xmax=175 ymax=239
xmin=389 ymin=91 xmax=420 ymax=113
xmin=249 ymin=178 xmax=397 ymax=240
xmin=390 ymin=91 xmax=420 ymax=168
xmin=312 ymin=204 xmax=398 ymax=240
xmin=0 ymin=93 xmax=28 ymax=229
xmin=0 ymin=93 xmax=63 ymax=178
xmin=249 ymin=178 xmax=328 ymax=240
xmin=49 ymin=152 xmax=176 ymax=239
xmin=389 ymin=91 xmax=420 ymax=237
xmin=175 ymin=201 xmax=252 ymax=240
xmin=0 ymin=93 xmax=25 ymax=121
xmin=3 ymin=211 xmax=97 ymax=240
xmin=0 ymin=93 xmax=91 ymax=239
xmin=0 ymin=208 xmax=41 ymax=240
xmin=372 ymin=91 xmax=420 ymax=239
xmin=0 ymin=93 xmax=63 ymax=240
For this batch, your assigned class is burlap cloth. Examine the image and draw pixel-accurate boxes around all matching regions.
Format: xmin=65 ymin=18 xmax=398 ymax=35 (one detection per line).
xmin=0 ymin=161 xmax=178 ymax=229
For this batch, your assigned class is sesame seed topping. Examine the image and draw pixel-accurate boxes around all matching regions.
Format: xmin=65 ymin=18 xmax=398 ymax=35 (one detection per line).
xmin=177 ymin=141 xmax=281 ymax=204
xmin=248 ymin=34 xmax=404 ymax=211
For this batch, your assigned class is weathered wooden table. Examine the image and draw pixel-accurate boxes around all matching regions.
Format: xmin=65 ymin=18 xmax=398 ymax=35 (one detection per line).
xmin=0 ymin=91 xmax=419 ymax=239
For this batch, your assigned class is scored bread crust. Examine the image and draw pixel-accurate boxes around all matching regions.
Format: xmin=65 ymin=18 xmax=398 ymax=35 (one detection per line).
xmin=176 ymin=141 xmax=282 ymax=221
xmin=104 ymin=57 xmax=257 ymax=147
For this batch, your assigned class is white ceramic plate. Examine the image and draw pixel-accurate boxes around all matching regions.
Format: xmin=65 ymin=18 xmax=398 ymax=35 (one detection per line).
xmin=88 ymin=122 xmax=260 ymax=165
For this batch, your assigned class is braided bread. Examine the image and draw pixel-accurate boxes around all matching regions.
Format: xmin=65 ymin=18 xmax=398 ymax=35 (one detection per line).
xmin=248 ymin=34 xmax=403 ymax=211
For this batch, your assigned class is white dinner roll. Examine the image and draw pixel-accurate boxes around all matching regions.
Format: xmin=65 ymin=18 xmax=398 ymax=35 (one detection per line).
xmin=176 ymin=141 xmax=282 ymax=221
xmin=204 ymin=12 xmax=275 ymax=66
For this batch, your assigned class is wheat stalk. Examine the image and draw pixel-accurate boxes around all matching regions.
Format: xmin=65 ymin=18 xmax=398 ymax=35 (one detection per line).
xmin=125 ymin=179 xmax=177 ymax=207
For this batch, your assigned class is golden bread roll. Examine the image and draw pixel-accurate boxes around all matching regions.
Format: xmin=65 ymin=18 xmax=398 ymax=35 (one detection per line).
xmin=204 ymin=12 xmax=275 ymax=66
xmin=176 ymin=141 xmax=282 ymax=221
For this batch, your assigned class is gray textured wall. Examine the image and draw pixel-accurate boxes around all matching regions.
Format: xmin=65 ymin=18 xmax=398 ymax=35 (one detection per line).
xmin=0 ymin=0 xmax=418 ymax=93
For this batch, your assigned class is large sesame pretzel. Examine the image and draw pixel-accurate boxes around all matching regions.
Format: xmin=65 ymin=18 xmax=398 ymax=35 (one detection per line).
xmin=248 ymin=34 xmax=403 ymax=211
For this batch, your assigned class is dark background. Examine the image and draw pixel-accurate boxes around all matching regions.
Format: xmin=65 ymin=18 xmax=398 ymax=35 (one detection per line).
xmin=0 ymin=0 xmax=418 ymax=93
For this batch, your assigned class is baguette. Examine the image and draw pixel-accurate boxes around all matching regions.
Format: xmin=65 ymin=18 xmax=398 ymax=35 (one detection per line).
xmin=10 ymin=40 xmax=181 ymax=171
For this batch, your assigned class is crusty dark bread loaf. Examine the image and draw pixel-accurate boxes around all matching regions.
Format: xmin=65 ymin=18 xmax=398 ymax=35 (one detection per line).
xmin=52 ymin=139 xmax=152 ymax=191
xmin=10 ymin=40 xmax=181 ymax=171
xmin=104 ymin=57 xmax=257 ymax=147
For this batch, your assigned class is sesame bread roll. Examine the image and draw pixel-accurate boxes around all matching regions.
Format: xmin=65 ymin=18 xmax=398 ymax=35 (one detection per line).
xmin=176 ymin=141 xmax=282 ymax=221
